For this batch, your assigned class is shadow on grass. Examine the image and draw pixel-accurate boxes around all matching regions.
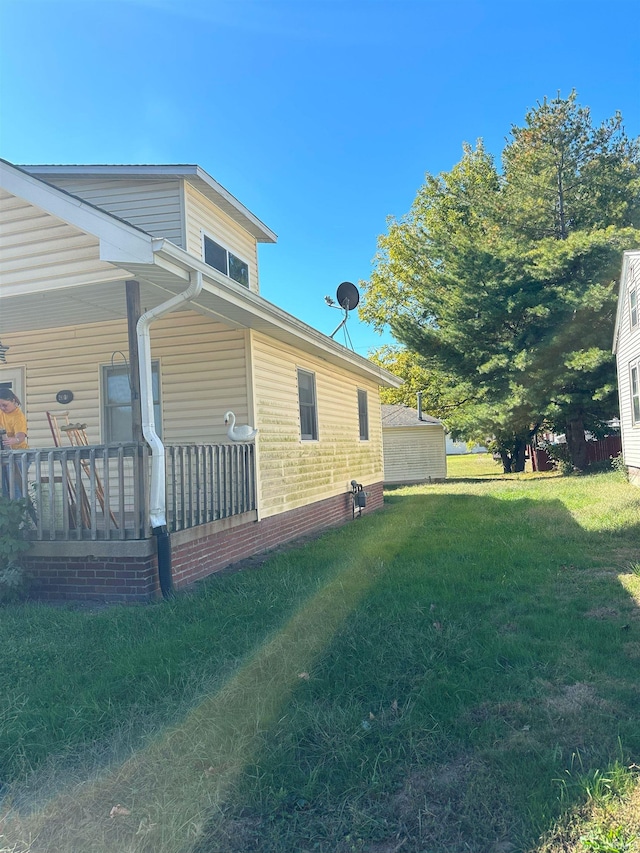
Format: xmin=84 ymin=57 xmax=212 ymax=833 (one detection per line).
xmin=1 ymin=487 xmax=639 ymax=853
xmin=421 ymin=473 xmax=558 ymax=484
xmin=189 ymin=490 xmax=640 ymax=853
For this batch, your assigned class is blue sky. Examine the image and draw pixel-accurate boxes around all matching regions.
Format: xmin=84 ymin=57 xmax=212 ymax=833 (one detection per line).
xmin=1 ymin=0 xmax=639 ymax=355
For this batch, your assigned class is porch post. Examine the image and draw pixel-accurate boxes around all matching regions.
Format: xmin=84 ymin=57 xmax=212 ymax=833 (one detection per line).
xmin=126 ymin=280 xmax=144 ymax=444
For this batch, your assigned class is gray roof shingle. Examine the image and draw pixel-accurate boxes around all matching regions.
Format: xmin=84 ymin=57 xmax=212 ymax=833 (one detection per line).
xmin=381 ymin=404 xmax=442 ymax=428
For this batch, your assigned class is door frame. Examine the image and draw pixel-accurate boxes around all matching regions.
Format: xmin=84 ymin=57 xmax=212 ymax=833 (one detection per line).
xmin=0 ymin=366 xmax=26 ymax=410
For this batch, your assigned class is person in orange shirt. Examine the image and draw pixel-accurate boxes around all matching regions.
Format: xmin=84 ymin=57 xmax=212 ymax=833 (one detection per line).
xmin=0 ymin=388 xmax=29 ymax=498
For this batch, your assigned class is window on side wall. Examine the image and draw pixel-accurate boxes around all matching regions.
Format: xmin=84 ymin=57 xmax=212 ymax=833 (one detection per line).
xmin=203 ymin=235 xmax=249 ymax=288
xmin=297 ymin=369 xmax=318 ymax=440
xmin=358 ymin=389 xmax=369 ymax=440
xmin=102 ymin=361 xmax=161 ymax=442
xmin=631 ymin=361 xmax=640 ymax=425
xmin=630 ymin=288 xmax=638 ymax=330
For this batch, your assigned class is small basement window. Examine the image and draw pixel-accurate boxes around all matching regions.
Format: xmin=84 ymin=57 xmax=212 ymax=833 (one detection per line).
xmin=358 ymin=389 xmax=369 ymax=440
xmin=204 ymin=235 xmax=249 ymax=288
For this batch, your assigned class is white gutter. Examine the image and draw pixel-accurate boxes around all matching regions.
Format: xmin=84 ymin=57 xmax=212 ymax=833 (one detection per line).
xmin=137 ymin=270 xmax=203 ymax=528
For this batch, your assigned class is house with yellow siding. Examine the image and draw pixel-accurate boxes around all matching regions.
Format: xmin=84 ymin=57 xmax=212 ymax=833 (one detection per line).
xmin=0 ymin=159 xmax=401 ymax=600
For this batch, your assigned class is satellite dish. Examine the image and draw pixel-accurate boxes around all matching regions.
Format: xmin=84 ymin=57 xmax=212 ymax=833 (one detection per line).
xmin=336 ymin=281 xmax=359 ymax=311
xmin=327 ymin=281 xmax=359 ymax=347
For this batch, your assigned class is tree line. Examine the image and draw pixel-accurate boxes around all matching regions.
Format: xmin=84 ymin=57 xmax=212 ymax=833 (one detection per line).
xmin=362 ymin=92 xmax=640 ymax=471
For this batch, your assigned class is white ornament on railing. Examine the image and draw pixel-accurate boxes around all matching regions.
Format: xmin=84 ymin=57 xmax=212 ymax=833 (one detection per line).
xmin=224 ymin=411 xmax=258 ymax=442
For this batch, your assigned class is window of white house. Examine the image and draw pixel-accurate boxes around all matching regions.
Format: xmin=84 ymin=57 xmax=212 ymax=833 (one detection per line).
xmin=297 ymin=369 xmax=318 ymax=440
xmin=358 ymin=389 xmax=369 ymax=440
xmin=102 ymin=361 xmax=161 ymax=442
xmin=203 ymin=235 xmax=249 ymax=288
xmin=630 ymin=288 xmax=638 ymax=329
xmin=631 ymin=362 xmax=640 ymax=425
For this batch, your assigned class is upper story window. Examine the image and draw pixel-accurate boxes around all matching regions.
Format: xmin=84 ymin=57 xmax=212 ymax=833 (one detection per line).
xmin=203 ymin=234 xmax=249 ymax=288
xmin=297 ymin=369 xmax=318 ymax=441
xmin=358 ymin=389 xmax=369 ymax=440
xmin=102 ymin=361 xmax=161 ymax=442
xmin=630 ymin=287 xmax=638 ymax=330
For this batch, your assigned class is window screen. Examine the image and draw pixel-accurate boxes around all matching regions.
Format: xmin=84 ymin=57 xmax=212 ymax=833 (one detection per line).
xmin=204 ymin=236 xmax=249 ymax=288
xmin=203 ymin=236 xmax=227 ymax=275
xmin=358 ymin=389 xmax=369 ymax=440
xmin=102 ymin=361 xmax=161 ymax=442
xmin=297 ymin=369 xmax=318 ymax=440
xmin=631 ymin=363 xmax=640 ymax=424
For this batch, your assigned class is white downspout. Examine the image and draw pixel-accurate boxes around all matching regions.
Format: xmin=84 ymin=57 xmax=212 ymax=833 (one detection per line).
xmin=137 ymin=270 xmax=203 ymax=529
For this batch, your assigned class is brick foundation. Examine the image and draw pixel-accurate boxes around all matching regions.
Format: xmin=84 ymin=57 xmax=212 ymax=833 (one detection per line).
xmin=23 ymin=554 xmax=158 ymax=602
xmin=24 ymin=483 xmax=384 ymax=602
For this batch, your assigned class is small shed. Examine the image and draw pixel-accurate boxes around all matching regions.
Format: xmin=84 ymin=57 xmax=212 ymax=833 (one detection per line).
xmin=381 ymin=403 xmax=447 ymax=484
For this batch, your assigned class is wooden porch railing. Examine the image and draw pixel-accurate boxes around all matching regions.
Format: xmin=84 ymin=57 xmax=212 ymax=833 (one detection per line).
xmin=166 ymin=443 xmax=256 ymax=532
xmin=2 ymin=442 xmax=256 ymax=542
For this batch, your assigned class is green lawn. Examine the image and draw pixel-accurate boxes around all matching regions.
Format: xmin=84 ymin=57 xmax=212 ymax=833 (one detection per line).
xmin=446 ymin=449 xmax=508 ymax=478
xmin=445 ymin=449 xmax=554 ymax=479
xmin=1 ymin=461 xmax=639 ymax=852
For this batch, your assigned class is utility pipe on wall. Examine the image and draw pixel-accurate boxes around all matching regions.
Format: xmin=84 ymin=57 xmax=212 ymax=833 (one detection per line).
xmin=137 ymin=270 xmax=203 ymax=597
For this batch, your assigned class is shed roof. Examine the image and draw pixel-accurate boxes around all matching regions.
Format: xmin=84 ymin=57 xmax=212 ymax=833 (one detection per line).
xmin=381 ymin=404 xmax=443 ymax=428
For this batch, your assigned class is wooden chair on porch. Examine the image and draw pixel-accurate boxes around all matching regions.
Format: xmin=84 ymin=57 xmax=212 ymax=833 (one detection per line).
xmin=46 ymin=412 xmax=118 ymax=529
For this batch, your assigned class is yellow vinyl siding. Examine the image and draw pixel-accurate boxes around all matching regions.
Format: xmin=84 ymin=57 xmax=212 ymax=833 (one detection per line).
xmin=1 ymin=312 xmax=386 ymax=518
xmin=250 ymin=331 xmax=384 ymax=517
xmin=0 ymin=190 xmax=126 ymax=292
xmin=158 ymin=314 xmax=249 ymax=443
xmin=382 ymin=427 xmax=447 ymax=483
xmin=0 ymin=312 xmax=248 ymax=449
xmin=34 ymin=178 xmax=185 ymax=246
xmin=184 ymin=182 xmax=259 ymax=293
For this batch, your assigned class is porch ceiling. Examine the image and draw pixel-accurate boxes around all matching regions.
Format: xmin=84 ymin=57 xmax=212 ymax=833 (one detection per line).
xmin=2 ymin=277 xmax=194 ymax=334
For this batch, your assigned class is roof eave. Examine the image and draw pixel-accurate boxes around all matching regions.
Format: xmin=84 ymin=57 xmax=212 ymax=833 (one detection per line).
xmin=1 ymin=159 xmax=155 ymax=265
xmin=151 ymin=240 xmax=403 ymax=388
xmin=1 ymin=160 xmax=400 ymax=388
xmin=613 ymin=250 xmax=640 ymax=354
xmin=19 ymin=163 xmax=278 ymax=244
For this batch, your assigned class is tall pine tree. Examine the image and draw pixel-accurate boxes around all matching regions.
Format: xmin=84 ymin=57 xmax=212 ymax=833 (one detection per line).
xmin=361 ymin=92 xmax=640 ymax=470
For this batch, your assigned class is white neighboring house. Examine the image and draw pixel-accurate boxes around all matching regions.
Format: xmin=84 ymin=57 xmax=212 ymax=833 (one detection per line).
xmin=613 ymin=249 xmax=640 ymax=486
xmin=381 ymin=404 xmax=447 ymax=484
xmin=445 ymin=437 xmax=487 ymax=455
